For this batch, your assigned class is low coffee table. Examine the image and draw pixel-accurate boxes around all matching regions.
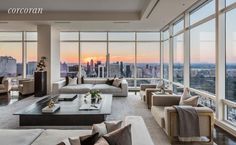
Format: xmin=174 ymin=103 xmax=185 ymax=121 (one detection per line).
xmin=15 ymin=94 xmax=112 ymax=126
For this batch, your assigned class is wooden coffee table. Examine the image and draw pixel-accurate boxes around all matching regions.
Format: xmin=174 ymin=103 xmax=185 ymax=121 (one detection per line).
xmin=15 ymin=94 xmax=112 ymax=126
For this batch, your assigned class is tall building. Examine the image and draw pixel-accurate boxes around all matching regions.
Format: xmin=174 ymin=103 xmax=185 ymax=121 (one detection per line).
xmin=109 ymin=63 xmax=120 ymax=77
xmin=125 ymin=65 xmax=131 ymax=78
xmin=17 ymin=63 xmax=23 ymax=76
xmin=90 ymin=59 xmax=94 ymax=72
xmin=120 ymin=61 xmax=124 ymax=76
xmin=60 ymin=62 xmax=68 ymax=77
xmin=27 ymin=61 xmax=37 ymax=76
xmin=0 ymin=56 xmax=17 ymax=77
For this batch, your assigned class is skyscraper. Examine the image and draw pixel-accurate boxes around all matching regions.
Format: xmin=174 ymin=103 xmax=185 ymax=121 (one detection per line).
xmin=0 ymin=56 xmax=17 ymax=77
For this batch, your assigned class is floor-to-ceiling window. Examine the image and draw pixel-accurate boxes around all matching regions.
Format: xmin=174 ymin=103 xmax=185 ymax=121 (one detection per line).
xmin=26 ymin=32 xmax=37 ymax=78
xmin=160 ymin=0 xmax=236 ymax=135
xmin=136 ymin=32 xmax=160 ymax=86
xmin=162 ymin=30 xmax=170 ymax=80
xmin=225 ymin=2 xmax=236 ymax=125
xmin=0 ymin=32 xmax=37 ymax=78
xmin=80 ymin=32 xmax=107 ymax=78
xmin=60 ymin=32 xmax=79 ymax=77
xmin=190 ymin=0 xmax=215 ymax=25
xmin=226 ymin=0 xmax=236 ymax=6
xmin=60 ymin=31 xmax=160 ymax=87
xmin=108 ymin=32 xmax=135 ymax=82
xmin=173 ymin=19 xmax=184 ymax=84
xmin=189 ymin=1 xmax=216 ymax=94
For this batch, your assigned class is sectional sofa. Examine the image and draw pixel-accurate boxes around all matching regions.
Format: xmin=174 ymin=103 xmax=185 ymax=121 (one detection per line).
xmin=0 ymin=116 xmax=154 ymax=145
xmin=53 ymin=78 xmax=128 ymax=97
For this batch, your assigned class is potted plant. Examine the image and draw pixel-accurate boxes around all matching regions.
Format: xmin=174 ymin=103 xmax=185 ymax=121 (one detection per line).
xmin=85 ymin=90 xmax=101 ymax=104
xmin=36 ymin=56 xmax=47 ymax=72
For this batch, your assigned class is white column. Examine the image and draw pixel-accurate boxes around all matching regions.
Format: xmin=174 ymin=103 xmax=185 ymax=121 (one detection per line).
xmin=134 ymin=32 xmax=137 ymax=88
xmin=184 ymin=13 xmax=190 ymax=88
xmin=169 ymin=26 xmax=173 ymax=90
xmin=215 ymin=0 xmax=225 ymax=121
xmin=22 ymin=31 xmax=27 ymax=78
xmin=78 ymin=32 xmax=81 ymax=78
xmin=160 ymin=33 xmax=164 ymax=80
xmin=37 ymin=25 xmax=60 ymax=93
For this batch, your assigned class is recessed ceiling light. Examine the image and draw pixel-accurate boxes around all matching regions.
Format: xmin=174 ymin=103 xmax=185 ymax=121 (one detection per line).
xmin=55 ymin=22 xmax=71 ymax=24
xmin=113 ymin=22 xmax=129 ymax=24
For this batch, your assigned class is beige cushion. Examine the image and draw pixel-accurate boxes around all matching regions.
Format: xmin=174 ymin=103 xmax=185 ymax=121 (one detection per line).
xmin=92 ymin=84 xmax=122 ymax=94
xmin=68 ymin=137 xmax=81 ymax=145
xmin=125 ymin=116 xmax=154 ymax=145
xmin=0 ymin=129 xmax=43 ymax=145
xmin=92 ymin=122 xmax=107 ymax=137
xmin=94 ymin=137 xmax=109 ymax=145
xmin=68 ymin=77 xmax=77 ymax=85
xmin=69 ymin=132 xmax=99 ymax=145
xmin=183 ymin=96 xmax=199 ymax=107
xmin=151 ymin=106 xmax=165 ymax=128
xmin=179 ymin=88 xmax=192 ymax=105
xmin=105 ymin=121 xmax=123 ymax=133
xmin=0 ymin=84 xmax=5 ymax=90
xmin=92 ymin=121 xmax=122 ymax=137
xmin=31 ymin=129 xmax=91 ymax=145
xmin=60 ymin=84 xmax=93 ymax=94
xmin=103 ymin=124 xmax=132 ymax=145
xmin=112 ymin=78 xmax=122 ymax=87
xmin=156 ymin=80 xmax=164 ymax=89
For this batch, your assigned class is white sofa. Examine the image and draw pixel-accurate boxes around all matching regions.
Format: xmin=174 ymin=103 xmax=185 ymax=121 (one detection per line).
xmin=53 ymin=78 xmax=128 ymax=97
xmin=0 ymin=116 xmax=154 ymax=145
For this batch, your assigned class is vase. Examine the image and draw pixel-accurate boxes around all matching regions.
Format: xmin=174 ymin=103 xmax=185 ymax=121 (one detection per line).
xmin=91 ymin=97 xmax=96 ymax=104
xmin=34 ymin=71 xmax=47 ymax=97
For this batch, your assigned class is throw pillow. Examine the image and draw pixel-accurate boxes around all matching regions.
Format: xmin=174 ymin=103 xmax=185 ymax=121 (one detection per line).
xmin=65 ymin=76 xmax=69 ymax=85
xmin=57 ymin=142 xmax=66 ymax=145
xmin=68 ymin=77 xmax=78 ymax=85
xmin=0 ymin=76 xmax=4 ymax=84
xmin=66 ymin=76 xmax=79 ymax=85
xmin=92 ymin=120 xmax=123 ymax=137
xmin=183 ymin=96 xmax=199 ymax=107
xmin=106 ymin=79 xmax=114 ymax=86
xmin=103 ymin=124 xmax=132 ymax=145
xmin=156 ymin=80 xmax=164 ymax=89
xmin=94 ymin=137 xmax=109 ymax=145
xmin=104 ymin=120 xmax=123 ymax=133
xmin=92 ymin=122 xmax=107 ymax=137
xmin=81 ymin=76 xmax=84 ymax=84
xmin=112 ymin=78 xmax=122 ymax=88
xmin=179 ymin=87 xmax=192 ymax=105
xmin=80 ymin=132 xmax=99 ymax=145
xmin=69 ymin=132 xmax=99 ymax=145
xmin=69 ymin=137 xmax=81 ymax=145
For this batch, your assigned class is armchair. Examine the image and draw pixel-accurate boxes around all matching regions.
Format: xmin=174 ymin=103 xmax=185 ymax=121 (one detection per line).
xmin=140 ymin=84 xmax=173 ymax=109
xmin=0 ymin=78 xmax=11 ymax=94
xmin=18 ymin=79 xmax=34 ymax=95
xmin=151 ymin=95 xmax=214 ymax=144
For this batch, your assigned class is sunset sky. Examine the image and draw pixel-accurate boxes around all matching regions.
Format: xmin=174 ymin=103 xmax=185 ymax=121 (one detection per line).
xmin=0 ymin=28 xmax=235 ymax=64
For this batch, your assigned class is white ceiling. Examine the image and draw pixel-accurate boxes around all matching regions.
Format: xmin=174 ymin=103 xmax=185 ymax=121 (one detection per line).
xmin=0 ymin=0 xmax=149 ymax=12
xmin=0 ymin=0 xmax=198 ymax=31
